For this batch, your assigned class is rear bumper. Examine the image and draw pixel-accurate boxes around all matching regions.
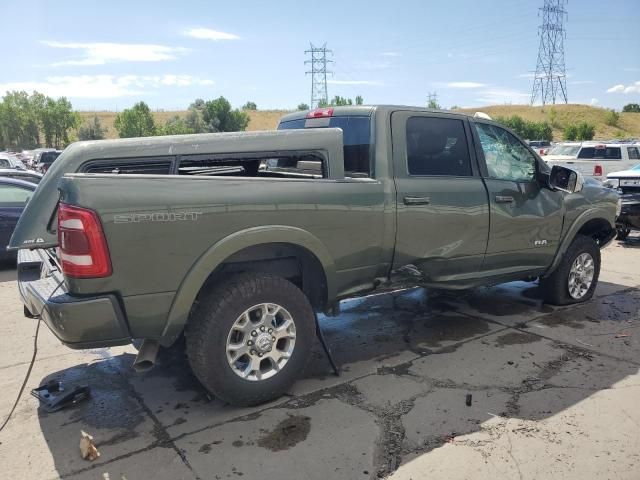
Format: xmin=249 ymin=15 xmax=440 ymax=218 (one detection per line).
xmin=17 ymin=249 xmax=131 ymax=349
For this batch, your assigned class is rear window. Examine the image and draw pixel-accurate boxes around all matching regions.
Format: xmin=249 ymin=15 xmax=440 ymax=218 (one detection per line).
xmin=278 ymin=116 xmax=372 ymax=178
xmin=578 ymin=146 xmax=621 ymax=160
xmin=39 ymin=151 xmax=61 ymax=164
xmin=83 ymin=160 xmax=173 ymax=175
xmin=178 ymin=152 xmax=326 ymax=179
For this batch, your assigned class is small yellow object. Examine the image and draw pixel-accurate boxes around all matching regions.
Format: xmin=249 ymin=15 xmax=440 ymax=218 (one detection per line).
xmin=79 ymin=430 xmax=100 ymax=461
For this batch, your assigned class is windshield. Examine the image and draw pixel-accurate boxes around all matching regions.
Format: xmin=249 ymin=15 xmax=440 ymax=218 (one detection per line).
xmin=549 ymin=145 xmax=580 ymax=156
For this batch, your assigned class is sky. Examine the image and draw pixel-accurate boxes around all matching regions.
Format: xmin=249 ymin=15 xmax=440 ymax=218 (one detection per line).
xmin=0 ymin=0 xmax=638 ymax=111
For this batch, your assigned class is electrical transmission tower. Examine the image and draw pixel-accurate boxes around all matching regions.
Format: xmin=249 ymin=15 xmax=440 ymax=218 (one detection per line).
xmin=530 ymin=0 xmax=568 ymax=105
xmin=427 ymin=92 xmax=439 ymax=108
xmin=305 ymin=43 xmax=333 ymax=108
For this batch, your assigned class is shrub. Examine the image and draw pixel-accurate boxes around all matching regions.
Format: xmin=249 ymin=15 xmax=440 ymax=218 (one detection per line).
xmin=604 ymin=109 xmax=620 ymax=127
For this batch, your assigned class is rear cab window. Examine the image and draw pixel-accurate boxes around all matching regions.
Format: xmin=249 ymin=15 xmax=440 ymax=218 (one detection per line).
xmin=578 ymin=146 xmax=621 ymax=160
xmin=278 ymin=115 xmax=372 ymax=178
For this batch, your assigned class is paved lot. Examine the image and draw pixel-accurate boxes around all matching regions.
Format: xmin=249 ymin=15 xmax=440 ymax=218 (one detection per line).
xmin=1 ymin=238 xmax=640 ymax=479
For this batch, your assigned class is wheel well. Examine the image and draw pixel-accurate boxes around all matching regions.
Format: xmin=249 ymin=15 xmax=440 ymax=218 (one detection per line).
xmin=197 ymin=243 xmax=328 ymax=310
xmin=576 ymin=218 xmax=613 ymax=246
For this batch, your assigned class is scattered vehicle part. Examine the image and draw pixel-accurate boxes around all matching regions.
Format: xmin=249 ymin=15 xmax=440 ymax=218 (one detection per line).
xmin=31 ymin=380 xmax=90 ymax=412
xmin=79 ymin=430 xmax=100 ymax=461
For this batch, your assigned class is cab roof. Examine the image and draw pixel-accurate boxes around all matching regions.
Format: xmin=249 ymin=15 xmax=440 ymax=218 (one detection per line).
xmin=278 ymin=105 xmax=477 ymax=123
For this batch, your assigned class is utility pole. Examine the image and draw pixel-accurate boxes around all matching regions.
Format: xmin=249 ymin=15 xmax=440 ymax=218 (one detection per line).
xmin=531 ymin=0 xmax=568 ymax=105
xmin=305 ymin=43 xmax=333 ymax=108
xmin=427 ymin=92 xmax=439 ymax=108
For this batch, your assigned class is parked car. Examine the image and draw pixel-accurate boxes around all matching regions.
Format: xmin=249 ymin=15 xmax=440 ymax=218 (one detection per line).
xmin=0 ymin=152 xmax=28 ymax=170
xmin=32 ymin=148 xmax=62 ymax=173
xmin=0 ymin=177 xmax=36 ymax=261
xmin=546 ymin=142 xmax=582 ymax=159
xmin=603 ymin=163 xmax=640 ymax=240
xmin=528 ymin=140 xmax=551 ymax=155
xmin=0 ymin=169 xmax=43 ymax=184
xmin=9 ymin=106 xmax=618 ymax=406
xmin=545 ymin=142 xmax=640 ymax=181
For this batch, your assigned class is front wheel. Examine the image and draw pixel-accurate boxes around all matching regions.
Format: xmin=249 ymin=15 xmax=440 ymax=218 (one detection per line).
xmin=186 ymin=273 xmax=316 ymax=406
xmin=540 ymin=235 xmax=601 ymax=306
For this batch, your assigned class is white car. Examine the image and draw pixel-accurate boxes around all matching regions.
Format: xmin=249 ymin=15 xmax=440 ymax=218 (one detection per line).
xmin=604 ymin=163 xmax=640 ymax=193
xmin=545 ymin=142 xmax=640 ymax=181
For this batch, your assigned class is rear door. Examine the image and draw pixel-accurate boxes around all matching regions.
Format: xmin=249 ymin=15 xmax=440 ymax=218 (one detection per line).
xmin=472 ymin=121 xmax=563 ymax=273
xmin=391 ymin=111 xmax=489 ymax=283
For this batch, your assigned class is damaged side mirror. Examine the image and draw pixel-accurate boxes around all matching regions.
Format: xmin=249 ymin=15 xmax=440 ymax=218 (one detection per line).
xmin=549 ymin=165 xmax=584 ymax=194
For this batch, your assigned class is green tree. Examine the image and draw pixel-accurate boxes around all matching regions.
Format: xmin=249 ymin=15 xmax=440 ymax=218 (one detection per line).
xmin=114 ymin=101 xmax=157 ymax=138
xmin=159 ymin=115 xmax=194 ymax=135
xmin=427 ymin=98 xmax=441 ymax=109
xmin=576 ymin=121 xmax=595 ymax=140
xmin=201 ymin=97 xmax=249 ymax=132
xmin=0 ymin=91 xmax=43 ymax=149
xmin=604 ymin=109 xmax=620 ymax=127
xmin=355 ymin=95 xmax=364 ymax=106
xmin=297 ymin=103 xmax=310 ymax=111
xmin=185 ymin=99 xmax=207 ymax=133
xmin=563 ymin=123 xmax=578 ymax=141
xmin=242 ymin=101 xmax=257 ymax=110
xmin=494 ymin=115 xmax=553 ymax=141
xmin=78 ymin=114 xmax=107 ymax=141
xmin=622 ymin=103 xmax=640 ymax=113
xmin=41 ymin=97 xmax=80 ymax=147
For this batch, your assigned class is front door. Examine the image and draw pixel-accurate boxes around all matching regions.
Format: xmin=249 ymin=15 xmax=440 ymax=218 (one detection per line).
xmin=472 ymin=121 xmax=564 ymax=273
xmin=391 ymin=112 xmax=489 ymax=285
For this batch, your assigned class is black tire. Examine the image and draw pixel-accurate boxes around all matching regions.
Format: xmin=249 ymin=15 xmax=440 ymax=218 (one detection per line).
xmin=540 ymin=235 xmax=600 ymax=306
xmin=616 ymin=228 xmax=631 ymax=241
xmin=185 ymin=273 xmax=315 ymax=406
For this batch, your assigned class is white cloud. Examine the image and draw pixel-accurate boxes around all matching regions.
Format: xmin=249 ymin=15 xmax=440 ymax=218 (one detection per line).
xmin=42 ymin=41 xmax=189 ymax=66
xmin=380 ymin=51 xmax=401 ymax=57
xmin=590 ymin=98 xmax=599 ymax=105
xmin=444 ymin=81 xmax=488 ymax=89
xmin=327 ymin=79 xmax=383 ymax=86
xmin=183 ymin=28 xmax=240 ymax=41
xmin=607 ymin=81 xmax=640 ymax=94
xmin=0 ymin=75 xmax=214 ymax=98
xmin=517 ymin=73 xmax=536 ymax=79
xmin=474 ymin=88 xmax=530 ymax=105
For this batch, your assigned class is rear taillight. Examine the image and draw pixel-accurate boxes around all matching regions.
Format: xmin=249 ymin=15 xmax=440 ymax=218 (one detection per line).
xmin=593 ymin=164 xmax=603 ymax=176
xmin=306 ymin=107 xmax=334 ymax=119
xmin=57 ymin=203 xmax=112 ymax=278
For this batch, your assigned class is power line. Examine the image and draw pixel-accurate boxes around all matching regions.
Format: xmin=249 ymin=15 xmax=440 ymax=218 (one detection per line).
xmin=305 ymin=43 xmax=333 ymax=108
xmin=531 ymin=0 xmax=568 ymax=105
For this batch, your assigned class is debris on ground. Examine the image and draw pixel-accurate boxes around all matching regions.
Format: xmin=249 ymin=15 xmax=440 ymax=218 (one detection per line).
xmin=31 ymin=380 xmax=90 ymax=412
xmin=466 ymin=394 xmax=472 ymax=406
xmin=79 ymin=431 xmax=100 ymax=461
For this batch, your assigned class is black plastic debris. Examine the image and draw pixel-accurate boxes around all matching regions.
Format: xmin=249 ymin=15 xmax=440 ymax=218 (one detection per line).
xmin=31 ymin=380 xmax=90 ymax=412
xmin=465 ymin=393 xmax=472 ymax=406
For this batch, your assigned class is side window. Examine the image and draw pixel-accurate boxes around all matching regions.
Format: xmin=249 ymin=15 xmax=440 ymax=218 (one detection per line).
xmin=406 ymin=117 xmax=472 ymax=176
xmin=474 ymin=123 xmax=536 ymax=182
xmin=83 ymin=160 xmax=173 ymax=175
xmin=628 ymin=147 xmax=640 ymax=160
xmin=179 ymin=152 xmax=326 ymax=179
xmin=0 ymin=185 xmax=33 ymax=206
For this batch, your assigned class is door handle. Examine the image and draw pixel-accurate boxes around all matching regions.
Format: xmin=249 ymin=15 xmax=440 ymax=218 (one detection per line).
xmin=495 ymin=195 xmax=515 ymax=204
xmin=403 ymin=196 xmax=431 ymax=206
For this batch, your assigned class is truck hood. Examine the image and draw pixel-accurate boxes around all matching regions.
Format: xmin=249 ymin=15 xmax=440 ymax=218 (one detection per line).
xmin=607 ymin=169 xmax=640 ymax=179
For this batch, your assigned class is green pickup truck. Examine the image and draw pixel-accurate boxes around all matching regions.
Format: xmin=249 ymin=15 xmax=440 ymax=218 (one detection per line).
xmin=9 ymin=106 xmax=619 ymax=406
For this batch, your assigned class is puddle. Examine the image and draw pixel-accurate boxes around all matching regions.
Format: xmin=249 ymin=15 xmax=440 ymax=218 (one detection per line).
xmin=494 ymin=331 xmax=542 ymax=346
xmin=257 ymin=415 xmax=311 ymax=451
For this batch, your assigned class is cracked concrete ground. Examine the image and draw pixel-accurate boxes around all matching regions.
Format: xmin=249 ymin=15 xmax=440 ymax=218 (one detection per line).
xmin=1 ymin=237 xmax=640 ymax=480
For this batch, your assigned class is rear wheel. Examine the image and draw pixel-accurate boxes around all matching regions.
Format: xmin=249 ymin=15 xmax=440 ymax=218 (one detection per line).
xmin=186 ymin=273 xmax=315 ymax=406
xmin=540 ymin=235 xmax=600 ymax=306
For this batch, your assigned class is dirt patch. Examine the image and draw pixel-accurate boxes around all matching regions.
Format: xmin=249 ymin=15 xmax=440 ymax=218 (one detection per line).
xmin=257 ymin=415 xmax=311 ymax=451
xmin=494 ymin=331 xmax=543 ymax=347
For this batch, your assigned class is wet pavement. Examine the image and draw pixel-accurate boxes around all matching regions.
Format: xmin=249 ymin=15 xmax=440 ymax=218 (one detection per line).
xmin=0 ymin=237 xmax=639 ymax=479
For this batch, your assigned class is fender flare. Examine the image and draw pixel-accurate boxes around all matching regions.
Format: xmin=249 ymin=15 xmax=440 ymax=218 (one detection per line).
xmin=159 ymin=225 xmax=336 ymax=346
xmin=545 ymin=208 xmax=615 ymax=276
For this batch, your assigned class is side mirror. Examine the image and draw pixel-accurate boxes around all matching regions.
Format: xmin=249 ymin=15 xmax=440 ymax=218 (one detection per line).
xmin=549 ymin=165 xmax=584 ymax=193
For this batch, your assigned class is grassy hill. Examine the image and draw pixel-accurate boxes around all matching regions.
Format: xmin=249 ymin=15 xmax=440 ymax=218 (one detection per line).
xmin=81 ymin=104 xmax=640 ymax=141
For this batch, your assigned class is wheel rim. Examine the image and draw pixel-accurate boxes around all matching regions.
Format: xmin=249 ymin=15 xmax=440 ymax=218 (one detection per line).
xmin=225 ymin=303 xmax=296 ymax=381
xmin=568 ymin=252 xmax=595 ymax=300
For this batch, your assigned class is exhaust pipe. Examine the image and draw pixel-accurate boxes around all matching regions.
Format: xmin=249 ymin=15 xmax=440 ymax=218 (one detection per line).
xmin=132 ymin=339 xmax=160 ymax=373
